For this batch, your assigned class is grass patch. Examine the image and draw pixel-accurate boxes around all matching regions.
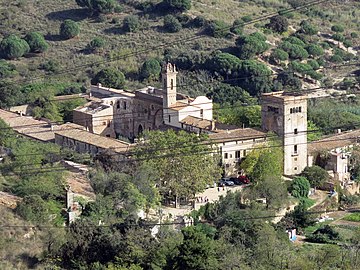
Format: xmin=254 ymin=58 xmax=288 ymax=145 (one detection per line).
xmin=343 ymin=212 xmax=360 ymax=222
xmin=300 ymin=197 xmax=316 ymax=209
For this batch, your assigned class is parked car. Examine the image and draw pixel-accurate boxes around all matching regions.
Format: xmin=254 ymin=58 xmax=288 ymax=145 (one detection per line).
xmin=229 ymin=177 xmax=240 ymax=185
xmin=238 ymin=175 xmax=250 ymax=184
xmin=218 ymin=178 xmax=235 ymax=186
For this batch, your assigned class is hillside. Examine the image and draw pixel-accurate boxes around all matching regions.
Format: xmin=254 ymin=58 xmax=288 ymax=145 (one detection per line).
xmin=0 ymin=0 xmax=358 ymax=88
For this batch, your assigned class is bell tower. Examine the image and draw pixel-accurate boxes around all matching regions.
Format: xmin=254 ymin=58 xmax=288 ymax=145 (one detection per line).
xmin=162 ymin=63 xmax=178 ymax=109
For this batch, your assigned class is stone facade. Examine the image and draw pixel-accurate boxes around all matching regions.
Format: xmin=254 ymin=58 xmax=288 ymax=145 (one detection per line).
xmin=261 ymin=92 xmax=308 ymax=175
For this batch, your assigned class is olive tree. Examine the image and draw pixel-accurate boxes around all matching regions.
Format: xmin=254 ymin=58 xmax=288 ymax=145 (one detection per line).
xmin=24 ymin=32 xmax=48 ymax=53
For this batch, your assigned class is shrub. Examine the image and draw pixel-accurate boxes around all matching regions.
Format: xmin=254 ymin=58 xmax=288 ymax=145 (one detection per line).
xmin=163 ymin=15 xmax=182 ymax=33
xmin=241 ymin=15 xmax=252 ymax=22
xmin=306 ymin=44 xmax=324 ymax=57
xmin=332 ymin=33 xmax=345 ymax=43
xmin=0 ymin=60 xmax=16 ymax=78
xmin=270 ymin=48 xmax=289 ymax=63
xmin=266 ymin=15 xmax=288 ymax=33
xmin=24 ymin=32 xmax=48 ymax=53
xmin=192 ymin=16 xmax=207 ymax=28
xmin=280 ymin=42 xmax=309 ymax=60
xmin=60 ymin=19 xmax=80 ymax=40
xmin=299 ymin=20 xmax=317 ymax=35
xmin=329 ymin=54 xmax=343 ymax=63
xmin=140 ymin=58 xmax=161 ymax=81
xmin=163 ymin=0 xmax=191 ymax=12
xmin=307 ymin=59 xmax=320 ymax=70
xmin=86 ymin=37 xmax=105 ymax=52
xmin=230 ymin=19 xmax=243 ymax=35
xmin=76 ymin=0 xmax=118 ymax=14
xmin=123 ymin=15 xmax=140 ymax=33
xmin=91 ymin=68 xmax=125 ymax=89
xmin=207 ymin=20 xmax=230 ymax=38
xmin=331 ymin=24 xmax=344 ymax=33
xmin=350 ymin=32 xmax=358 ymax=39
xmin=40 ymin=60 xmax=61 ymax=73
xmin=0 ymin=34 xmax=30 ymax=59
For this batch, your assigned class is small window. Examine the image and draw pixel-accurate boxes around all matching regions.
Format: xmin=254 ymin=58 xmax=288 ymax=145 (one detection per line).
xmin=224 ymin=153 xmax=228 ymax=159
xmin=181 ymin=123 xmax=184 ymax=129
xmin=171 ymin=79 xmax=174 ymax=90
xmin=106 ymin=134 xmax=110 ymax=137
xmin=117 ymin=101 xmax=120 ymax=109
xmin=295 ymin=107 xmax=299 ymax=113
xmin=123 ymin=101 xmax=127 ymax=110
xmin=294 ymin=145 xmax=298 ymax=154
xmin=294 ymin=167 xmax=298 ymax=171
xmin=294 ymin=157 xmax=298 ymax=161
xmin=229 ymin=154 xmax=233 ymax=158
xmin=107 ymin=120 xmax=111 ymax=127
xmin=200 ymin=109 xmax=203 ymax=118
xmin=235 ymin=151 xmax=241 ymax=159
xmin=102 ymin=121 xmax=107 ymax=125
xmin=243 ymin=150 xmax=247 ymax=156
xmin=168 ymin=115 xmax=171 ymax=123
xmin=298 ymin=106 xmax=302 ymax=112
xmin=294 ymin=128 xmax=298 ymax=134
xmin=151 ymin=105 xmax=155 ymax=110
xmin=290 ymin=108 xmax=293 ymax=114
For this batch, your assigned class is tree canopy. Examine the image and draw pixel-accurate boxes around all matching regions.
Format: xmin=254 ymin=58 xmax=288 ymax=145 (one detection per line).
xmin=24 ymin=32 xmax=48 ymax=53
xmin=75 ymin=0 xmax=119 ymax=14
xmin=135 ymin=130 xmax=221 ymax=204
xmin=60 ymin=20 xmax=80 ymax=40
xmin=236 ymin=32 xmax=269 ymax=59
xmin=0 ymin=34 xmax=30 ymax=59
xmin=140 ymin=58 xmax=161 ymax=81
xmin=91 ymin=68 xmax=125 ymax=89
xmin=266 ymin=15 xmax=289 ymax=33
xmin=163 ymin=0 xmax=191 ymax=12
xmin=301 ymin=165 xmax=330 ymax=188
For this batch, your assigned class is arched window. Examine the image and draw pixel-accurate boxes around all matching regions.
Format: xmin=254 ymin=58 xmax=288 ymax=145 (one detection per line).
xmin=171 ymin=79 xmax=174 ymax=90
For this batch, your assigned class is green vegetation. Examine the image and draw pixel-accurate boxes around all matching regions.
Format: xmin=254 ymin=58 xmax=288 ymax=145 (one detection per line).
xmin=343 ymin=212 xmax=360 ymax=222
xmin=163 ymin=0 xmax=191 ymax=12
xmin=60 ymin=19 xmax=80 ymax=40
xmin=164 ymin=15 xmax=182 ymax=33
xmin=24 ymin=32 xmax=48 ymax=53
xmin=0 ymin=34 xmax=29 ymax=59
xmin=135 ymin=130 xmax=221 ymax=204
xmin=86 ymin=37 xmax=105 ymax=52
xmin=290 ymin=176 xmax=311 ymax=198
xmin=140 ymin=58 xmax=161 ymax=81
xmin=91 ymin=68 xmax=125 ymax=89
xmin=75 ymin=0 xmax=119 ymax=15
xmin=123 ymin=15 xmax=140 ymax=33
xmin=301 ymin=166 xmax=330 ymax=188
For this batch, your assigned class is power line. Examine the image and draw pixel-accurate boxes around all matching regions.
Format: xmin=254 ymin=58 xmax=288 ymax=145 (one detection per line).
xmin=1 ymin=73 xmax=359 ymax=133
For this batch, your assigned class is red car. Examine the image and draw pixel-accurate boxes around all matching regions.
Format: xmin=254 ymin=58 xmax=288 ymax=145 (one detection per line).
xmin=238 ymin=175 xmax=250 ymax=184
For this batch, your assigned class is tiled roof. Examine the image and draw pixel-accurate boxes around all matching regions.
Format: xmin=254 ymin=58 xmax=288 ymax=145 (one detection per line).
xmin=180 ymin=116 xmax=213 ymax=129
xmin=168 ymin=101 xmax=190 ymax=111
xmin=209 ymin=127 xmax=267 ymax=143
xmin=308 ymin=129 xmax=360 ymax=154
xmin=55 ymin=123 xmax=133 ymax=153
xmin=0 ymin=109 xmax=57 ymax=142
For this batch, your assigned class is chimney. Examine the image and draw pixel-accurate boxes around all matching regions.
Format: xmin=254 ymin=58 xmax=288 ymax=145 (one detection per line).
xmin=97 ymin=83 xmax=102 ymax=89
xmin=336 ymin=129 xmax=341 ymax=134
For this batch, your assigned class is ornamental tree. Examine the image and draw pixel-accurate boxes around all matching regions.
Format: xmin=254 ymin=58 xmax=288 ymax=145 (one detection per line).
xmin=60 ymin=19 xmax=80 ymax=40
xmin=0 ymin=34 xmax=30 ymax=59
xmin=24 ymin=32 xmax=48 ymax=53
xmin=91 ymin=68 xmax=125 ymax=89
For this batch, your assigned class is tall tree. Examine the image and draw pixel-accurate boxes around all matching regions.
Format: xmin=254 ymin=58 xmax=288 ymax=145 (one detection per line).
xmin=175 ymin=226 xmax=218 ymax=270
xmin=135 ymin=130 xmax=221 ymax=205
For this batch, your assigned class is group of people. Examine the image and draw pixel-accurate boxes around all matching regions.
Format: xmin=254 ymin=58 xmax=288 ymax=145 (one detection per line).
xmin=196 ymin=196 xmax=209 ymax=203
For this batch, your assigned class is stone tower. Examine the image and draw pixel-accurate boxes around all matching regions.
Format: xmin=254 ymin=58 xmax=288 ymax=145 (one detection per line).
xmin=261 ymin=92 xmax=307 ymax=176
xmin=162 ymin=63 xmax=178 ymax=109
